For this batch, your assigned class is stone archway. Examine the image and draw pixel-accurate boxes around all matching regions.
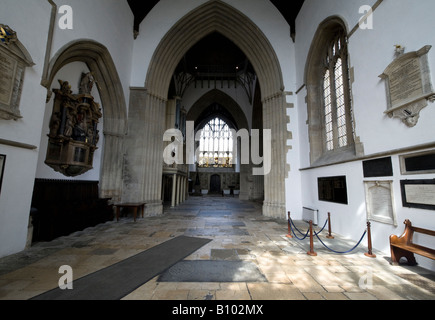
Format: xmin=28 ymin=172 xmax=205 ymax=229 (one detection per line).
xmin=43 ymin=39 xmax=127 ymax=201
xmin=127 ymin=0 xmax=289 ymax=218
xmin=187 ymin=89 xmax=261 ymax=201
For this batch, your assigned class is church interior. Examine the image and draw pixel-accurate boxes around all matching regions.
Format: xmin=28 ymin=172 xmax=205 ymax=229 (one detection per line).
xmin=0 ymin=0 xmax=434 ymax=301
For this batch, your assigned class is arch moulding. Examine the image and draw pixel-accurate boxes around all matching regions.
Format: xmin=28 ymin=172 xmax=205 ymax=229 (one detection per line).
xmin=42 ymin=39 xmax=127 ymax=201
xmin=130 ymin=0 xmax=290 ymax=218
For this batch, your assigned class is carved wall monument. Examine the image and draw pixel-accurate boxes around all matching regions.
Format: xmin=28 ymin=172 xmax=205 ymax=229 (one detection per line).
xmin=380 ymin=46 xmax=435 ymax=127
xmin=0 ymin=24 xmax=34 ymax=120
xmin=365 ymin=181 xmax=397 ymax=226
xmin=45 ymin=75 xmax=102 ymax=177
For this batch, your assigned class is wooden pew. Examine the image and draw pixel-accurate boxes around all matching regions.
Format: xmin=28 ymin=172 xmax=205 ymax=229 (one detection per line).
xmin=390 ymin=219 xmax=435 ymax=266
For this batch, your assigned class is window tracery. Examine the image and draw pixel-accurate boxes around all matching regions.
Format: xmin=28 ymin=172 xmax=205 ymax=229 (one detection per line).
xmin=197 ymin=117 xmax=234 ymax=168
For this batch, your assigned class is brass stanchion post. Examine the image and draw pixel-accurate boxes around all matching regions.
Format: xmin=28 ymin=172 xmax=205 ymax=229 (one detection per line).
xmin=307 ymin=220 xmax=317 ymax=256
xmin=286 ymin=211 xmax=293 ymax=238
xmin=364 ymin=221 xmax=376 ymax=258
xmin=326 ymin=212 xmax=334 ymax=239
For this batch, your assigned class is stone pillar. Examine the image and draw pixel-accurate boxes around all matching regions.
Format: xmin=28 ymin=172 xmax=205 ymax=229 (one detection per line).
xmin=176 ymin=174 xmax=181 ymax=206
xmin=100 ymin=131 xmax=125 ymax=202
xmin=238 ymin=164 xmax=251 ymax=200
xmin=262 ymin=92 xmax=287 ymax=219
xmin=171 ymin=174 xmax=177 ymax=208
xmin=181 ymin=176 xmax=186 ymax=203
xmin=123 ymin=88 xmax=166 ymax=216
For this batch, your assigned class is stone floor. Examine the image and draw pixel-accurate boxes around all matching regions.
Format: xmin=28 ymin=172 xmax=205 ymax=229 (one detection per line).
xmin=0 ymin=196 xmax=434 ymax=301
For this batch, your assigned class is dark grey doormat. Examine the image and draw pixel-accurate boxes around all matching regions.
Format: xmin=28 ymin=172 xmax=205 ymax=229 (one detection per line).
xmin=30 ymin=236 xmax=211 ymax=300
xmin=158 ymin=260 xmax=267 ymax=283
xmin=185 ymin=228 xmax=249 ymax=236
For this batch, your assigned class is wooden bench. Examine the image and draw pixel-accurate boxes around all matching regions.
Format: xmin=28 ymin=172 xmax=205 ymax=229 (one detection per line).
xmin=114 ymin=202 xmax=146 ymax=222
xmin=390 ymin=219 xmax=435 ymax=266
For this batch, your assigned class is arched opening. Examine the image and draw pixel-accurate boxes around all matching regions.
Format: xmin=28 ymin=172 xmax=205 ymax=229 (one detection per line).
xmin=42 ymin=40 xmax=128 ymax=200
xmin=126 ymin=0 xmax=289 ymax=218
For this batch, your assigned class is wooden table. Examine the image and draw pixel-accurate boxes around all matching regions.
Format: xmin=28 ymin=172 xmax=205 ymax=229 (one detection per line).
xmin=114 ymin=202 xmax=146 ymax=222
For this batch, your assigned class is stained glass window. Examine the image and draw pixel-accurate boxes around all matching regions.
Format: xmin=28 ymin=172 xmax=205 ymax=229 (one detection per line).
xmin=198 ymin=118 xmax=234 ymax=168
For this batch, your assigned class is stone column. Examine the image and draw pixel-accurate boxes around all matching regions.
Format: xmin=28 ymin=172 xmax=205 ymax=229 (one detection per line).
xmin=123 ymin=88 xmax=166 ymax=216
xmin=181 ymin=176 xmax=186 ymax=203
xmin=176 ymin=174 xmax=181 ymax=206
xmin=171 ymin=174 xmax=177 ymax=207
xmin=100 ymin=131 xmax=125 ymax=202
xmin=262 ymin=92 xmax=287 ymax=219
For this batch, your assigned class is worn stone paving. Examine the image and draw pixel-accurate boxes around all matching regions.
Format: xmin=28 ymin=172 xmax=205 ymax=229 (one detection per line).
xmin=0 ymin=196 xmax=434 ymax=300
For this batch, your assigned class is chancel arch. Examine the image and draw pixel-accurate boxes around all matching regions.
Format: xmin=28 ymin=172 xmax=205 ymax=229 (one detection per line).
xmin=127 ymin=0 xmax=289 ymax=218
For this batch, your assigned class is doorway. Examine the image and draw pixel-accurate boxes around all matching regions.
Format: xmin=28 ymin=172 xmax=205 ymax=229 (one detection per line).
xmin=210 ymin=174 xmax=221 ymax=194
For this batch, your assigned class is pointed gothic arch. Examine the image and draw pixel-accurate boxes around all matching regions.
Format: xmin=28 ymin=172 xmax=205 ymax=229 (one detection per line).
xmin=43 ymin=39 xmax=127 ymax=200
xmin=127 ymin=0 xmax=290 ymax=218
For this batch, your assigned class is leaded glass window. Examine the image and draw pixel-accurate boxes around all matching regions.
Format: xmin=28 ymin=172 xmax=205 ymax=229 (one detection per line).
xmin=198 ymin=118 xmax=234 ymax=168
xmin=322 ymin=32 xmax=354 ymax=152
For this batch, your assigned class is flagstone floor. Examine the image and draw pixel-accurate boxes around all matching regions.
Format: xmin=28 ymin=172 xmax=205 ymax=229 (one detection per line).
xmin=0 ymin=196 xmax=434 ymax=300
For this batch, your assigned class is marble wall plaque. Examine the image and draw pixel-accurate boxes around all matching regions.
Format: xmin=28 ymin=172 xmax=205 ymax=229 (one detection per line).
xmin=365 ymin=181 xmax=397 ymax=226
xmin=401 ymin=179 xmax=435 ymax=210
xmin=380 ymin=46 xmax=435 ymax=127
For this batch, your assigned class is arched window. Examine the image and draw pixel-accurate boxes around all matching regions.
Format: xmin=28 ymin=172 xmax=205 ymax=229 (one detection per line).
xmin=322 ymin=32 xmax=354 ymax=152
xmin=198 ymin=117 xmax=234 ymax=168
xmin=305 ymin=18 xmax=363 ymax=166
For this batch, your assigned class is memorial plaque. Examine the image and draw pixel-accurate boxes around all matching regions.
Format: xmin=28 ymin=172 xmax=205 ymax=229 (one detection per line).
xmin=0 ymin=24 xmax=34 ymax=120
xmin=0 ymin=52 xmax=16 ymax=105
xmin=405 ymin=185 xmax=435 ymax=206
xmin=400 ymin=150 xmax=435 ymax=175
xmin=365 ymin=181 xmax=397 ymax=226
xmin=401 ymin=179 xmax=435 ymax=210
xmin=380 ymin=46 xmax=435 ymax=127
xmin=389 ymin=58 xmax=423 ymax=107
xmin=363 ymin=157 xmax=393 ymax=178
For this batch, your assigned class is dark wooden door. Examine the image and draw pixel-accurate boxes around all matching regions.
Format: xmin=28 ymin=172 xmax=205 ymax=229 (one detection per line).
xmin=210 ymin=174 xmax=221 ymax=194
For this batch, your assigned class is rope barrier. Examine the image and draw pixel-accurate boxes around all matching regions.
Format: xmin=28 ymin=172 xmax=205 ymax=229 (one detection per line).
xmin=315 ymin=230 xmax=367 ymax=254
xmin=314 ymin=218 xmax=328 ymax=236
xmin=286 ymin=213 xmax=376 ymax=257
xmin=291 ymin=220 xmax=310 ymax=240
xmin=289 ymin=217 xmax=309 ymax=240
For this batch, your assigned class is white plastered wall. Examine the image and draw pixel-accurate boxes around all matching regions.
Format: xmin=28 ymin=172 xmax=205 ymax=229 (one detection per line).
xmin=0 ymin=0 xmax=133 ymax=258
